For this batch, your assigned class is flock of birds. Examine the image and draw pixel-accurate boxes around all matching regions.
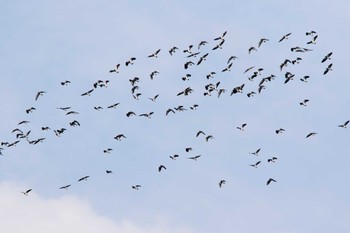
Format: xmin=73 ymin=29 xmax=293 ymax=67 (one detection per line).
xmin=0 ymin=30 xmax=347 ymax=196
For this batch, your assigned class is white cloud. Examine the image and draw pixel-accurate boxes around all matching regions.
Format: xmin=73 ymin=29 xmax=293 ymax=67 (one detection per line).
xmin=0 ymin=182 xmax=196 ymax=233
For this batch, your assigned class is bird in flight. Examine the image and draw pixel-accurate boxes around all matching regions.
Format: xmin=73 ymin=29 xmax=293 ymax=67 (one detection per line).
xmin=219 ymin=180 xmax=226 ymax=188
xmin=21 ymin=189 xmax=32 ymax=196
xmin=196 ymin=130 xmax=206 ymax=137
xmin=250 ymin=148 xmax=261 ymax=156
xmin=306 ymin=132 xmax=317 ymax=138
xmin=187 ymin=155 xmax=201 ymax=161
xmin=267 ymin=157 xmax=278 ymax=163
xmin=250 ymin=161 xmax=261 ymax=168
xmin=109 ymin=64 xmax=120 ymax=73
xmin=169 ymin=154 xmax=179 ymax=160
xmin=323 ymin=63 xmax=333 ymax=75
xmin=148 ymin=49 xmax=161 ymax=58
xmin=78 ymin=176 xmax=90 ymax=182
xmin=132 ymin=185 xmax=141 ymax=190
xmin=266 ymin=178 xmax=277 ymax=185
xmin=299 ymin=99 xmax=309 ymax=106
xmin=59 ymin=184 xmax=71 ymax=190
xmin=321 ymin=52 xmax=333 ymax=63
xmin=35 ymin=91 xmax=46 ymax=101
xmin=237 ymin=123 xmax=247 ymax=131
xmin=278 ymin=32 xmax=292 ymax=42
xmin=275 ymin=128 xmax=285 ymax=134
xmin=158 ymin=165 xmax=166 ymax=172
xmin=338 ymin=120 xmax=349 ymax=128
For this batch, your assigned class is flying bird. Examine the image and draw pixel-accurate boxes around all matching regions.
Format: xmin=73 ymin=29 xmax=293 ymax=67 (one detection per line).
xmin=214 ymin=31 xmax=227 ymax=41
xmin=250 ymin=148 xmax=261 ymax=156
xmin=222 ymin=63 xmax=233 ymax=72
xmin=169 ymin=46 xmax=178 ymax=55
xmin=158 ymin=165 xmax=166 ymax=172
xmin=196 ymin=130 xmax=206 ymax=137
xmin=35 ymin=91 xmax=46 ymax=101
xmin=299 ymin=99 xmax=309 ymax=106
xmin=59 ymin=184 xmax=71 ymax=190
xmin=219 ymin=180 xmax=226 ymax=188
xmin=237 ymin=123 xmax=247 ymax=131
xmin=258 ymin=38 xmax=269 ymax=47
xmin=26 ymin=107 xmax=36 ymax=114
xmin=61 ymin=80 xmax=71 ymax=86
xmin=338 ymin=120 xmax=349 ymax=128
xmin=306 ymin=132 xmax=317 ymax=138
xmin=148 ymin=49 xmax=161 ymax=58
xmin=266 ymin=178 xmax=277 ymax=185
xmin=278 ymin=32 xmax=292 ymax=42
xmin=321 ymin=52 xmax=333 ymax=63
xmin=187 ymin=155 xmax=201 ymax=161
xmin=109 ymin=64 xmax=120 ymax=73
xmin=275 ymin=128 xmax=285 ymax=134
xmin=267 ymin=157 xmax=278 ymax=163
xmin=323 ymin=63 xmax=333 ymax=75
xmin=250 ymin=161 xmax=261 ymax=168
xmin=21 ymin=189 xmax=32 ymax=196
xmin=125 ymin=57 xmax=136 ymax=66
xmin=132 ymin=185 xmax=141 ymax=190
xmin=78 ymin=176 xmax=90 ymax=182
xmin=169 ymin=154 xmax=179 ymax=160
xmin=114 ymin=134 xmax=126 ymax=141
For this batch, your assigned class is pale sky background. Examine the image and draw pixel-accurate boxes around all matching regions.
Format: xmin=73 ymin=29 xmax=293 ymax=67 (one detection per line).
xmin=1 ymin=1 xmax=349 ymax=232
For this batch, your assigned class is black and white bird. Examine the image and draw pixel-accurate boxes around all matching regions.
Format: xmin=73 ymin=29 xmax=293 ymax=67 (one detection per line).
xmin=198 ymin=40 xmax=208 ymax=49
xmin=158 ymin=165 xmax=166 ymax=172
xmin=148 ymin=49 xmax=161 ymax=58
xmin=306 ymin=35 xmax=318 ymax=44
xmin=250 ymin=148 xmax=261 ymax=156
xmin=250 ymin=161 xmax=261 ymax=168
xmin=300 ymin=76 xmax=310 ymax=82
xmin=35 ymin=91 xmax=46 ymax=101
xmin=150 ymin=71 xmax=160 ymax=80
xmin=227 ymin=56 xmax=238 ymax=64
xmin=278 ymin=32 xmax=292 ymax=42
xmin=169 ymin=46 xmax=179 ymax=55
xmin=169 ymin=154 xmax=179 ymax=160
xmin=321 ymin=52 xmax=333 ymax=63
xmin=78 ymin=176 xmax=90 ymax=182
xmin=237 ymin=123 xmax=247 ymax=131
xmin=132 ymin=185 xmax=141 ymax=190
xmin=109 ymin=64 xmax=120 ymax=73
xmin=338 ymin=120 xmax=349 ymax=128
xmin=299 ymin=99 xmax=309 ymax=106
xmin=61 ymin=80 xmax=71 ymax=86
xmin=21 ymin=189 xmax=32 ymax=196
xmin=114 ymin=134 xmax=126 ymax=141
xmin=125 ymin=57 xmax=136 ymax=66
xmin=323 ymin=63 xmax=333 ymax=75
xmin=107 ymin=103 xmax=120 ymax=109
xmin=196 ymin=130 xmax=206 ymax=137
xmin=267 ymin=157 xmax=278 ymax=163
xmin=306 ymin=132 xmax=317 ymax=138
xmin=222 ymin=63 xmax=233 ymax=72
xmin=126 ymin=111 xmax=136 ymax=117
xmin=219 ymin=180 xmax=226 ymax=188
xmin=26 ymin=107 xmax=36 ymax=114
xmin=205 ymin=135 xmax=214 ymax=142
xmin=214 ymin=31 xmax=227 ymax=41
xmin=248 ymin=46 xmax=257 ymax=54
xmin=59 ymin=184 xmax=71 ymax=190
xmin=187 ymin=155 xmax=201 ymax=161
xmin=103 ymin=148 xmax=113 ymax=154
xmin=266 ymin=178 xmax=277 ymax=185
xmin=197 ymin=53 xmax=209 ymax=65
xmin=275 ymin=128 xmax=285 ymax=134
xmin=149 ymin=94 xmax=159 ymax=102
xmin=258 ymin=38 xmax=269 ymax=48
xmin=81 ymin=89 xmax=94 ymax=96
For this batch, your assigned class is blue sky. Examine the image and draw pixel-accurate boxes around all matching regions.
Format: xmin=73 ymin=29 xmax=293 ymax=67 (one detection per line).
xmin=1 ymin=1 xmax=350 ymax=232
